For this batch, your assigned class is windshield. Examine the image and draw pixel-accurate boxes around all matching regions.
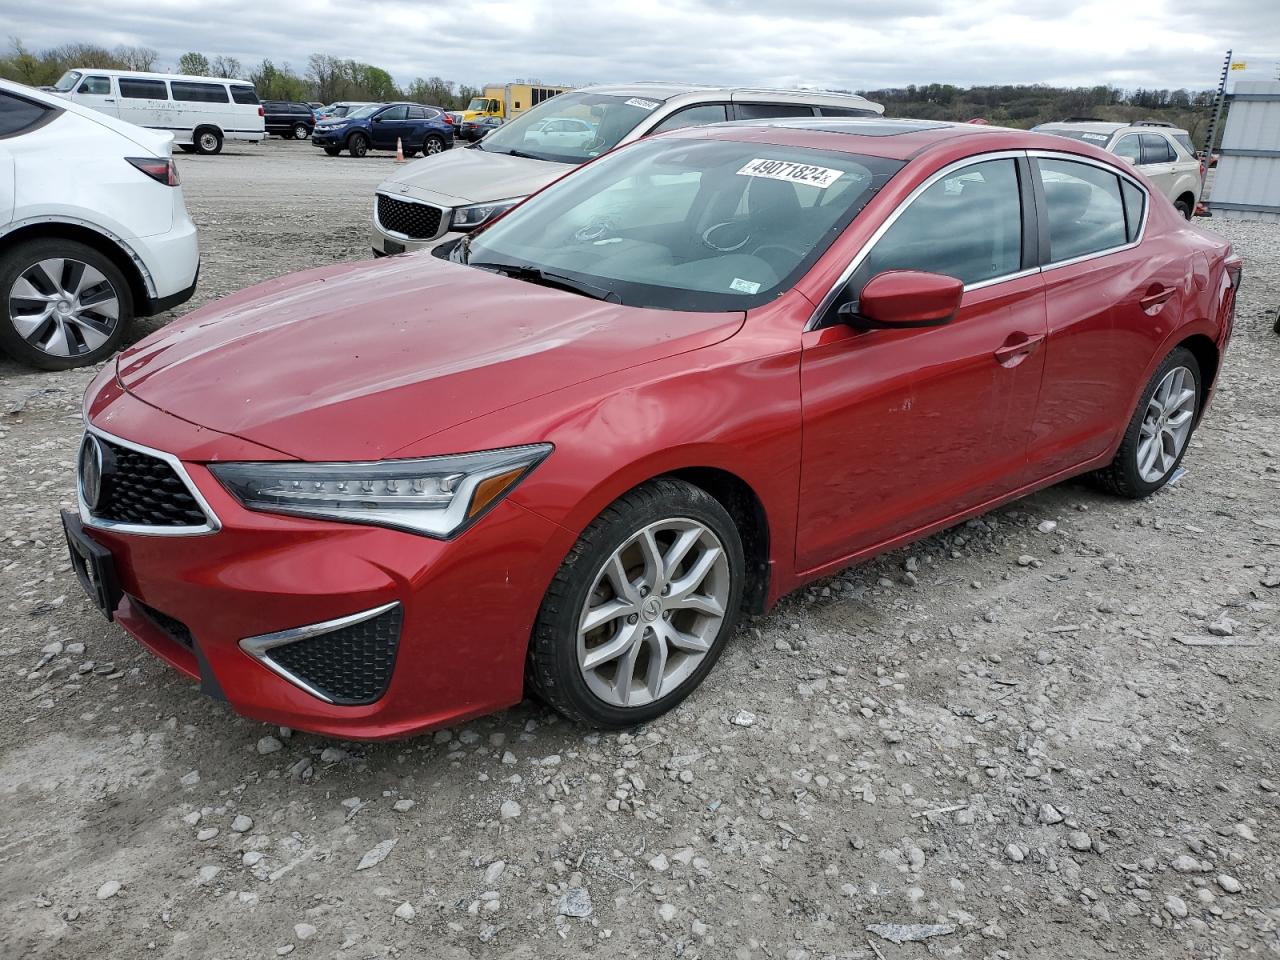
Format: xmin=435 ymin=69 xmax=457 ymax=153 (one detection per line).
xmin=477 ymin=92 xmax=668 ymax=165
xmin=467 ymin=97 xmax=491 ymax=112
xmin=345 ymin=105 xmax=380 ymax=120
xmin=464 ymin=138 xmax=903 ymax=311
xmin=54 ymin=70 xmax=82 ymax=93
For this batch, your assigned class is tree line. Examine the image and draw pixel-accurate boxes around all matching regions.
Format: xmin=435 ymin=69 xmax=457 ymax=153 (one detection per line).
xmin=0 ymin=38 xmax=1217 ymax=136
xmin=859 ymin=83 xmax=1217 ymax=143
xmin=0 ymin=39 xmax=483 ymax=109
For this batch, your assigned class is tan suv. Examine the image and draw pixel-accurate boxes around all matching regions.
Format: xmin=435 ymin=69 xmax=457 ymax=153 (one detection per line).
xmin=371 ymin=83 xmax=883 ymax=256
xmin=1032 ymin=120 xmax=1204 ymax=218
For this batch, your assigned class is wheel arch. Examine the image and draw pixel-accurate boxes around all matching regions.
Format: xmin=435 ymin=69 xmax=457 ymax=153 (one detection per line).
xmin=1177 ymin=331 xmax=1220 ymax=417
xmin=0 ymin=219 xmax=153 ymax=312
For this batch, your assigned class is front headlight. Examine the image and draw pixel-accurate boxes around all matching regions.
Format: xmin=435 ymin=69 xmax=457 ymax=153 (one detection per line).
xmin=209 ymin=445 xmax=551 ymax=538
xmin=451 ymin=199 xmax=521 ymax=231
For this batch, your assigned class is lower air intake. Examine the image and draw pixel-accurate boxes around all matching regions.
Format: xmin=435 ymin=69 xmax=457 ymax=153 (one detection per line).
xmin=267 ymin=604 xmax=402 ymax=705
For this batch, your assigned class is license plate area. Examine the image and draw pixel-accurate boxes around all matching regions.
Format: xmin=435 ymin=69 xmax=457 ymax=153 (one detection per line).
xmin=61 ymin=510 xmax=121 ymax=620
xmin=383 ymin=238 xmax=405 ymax=255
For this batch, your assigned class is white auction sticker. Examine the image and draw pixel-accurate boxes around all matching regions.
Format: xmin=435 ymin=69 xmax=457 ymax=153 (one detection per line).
xmin=737 ymin=158 xmax=844 ymax=189
xmin=625 ymin=97 xmax=660 ymax=110
xmin=729 ymin=277 xmax=761 ymax=294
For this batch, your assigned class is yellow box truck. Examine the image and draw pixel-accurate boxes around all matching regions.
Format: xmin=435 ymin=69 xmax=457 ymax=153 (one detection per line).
xmin=462 ymin=83 xmax=573 ymax=122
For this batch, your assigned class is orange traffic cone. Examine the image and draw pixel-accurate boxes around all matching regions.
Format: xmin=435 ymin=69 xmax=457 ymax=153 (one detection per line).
xmin=395 ymin=138 xmax=405 ymax=163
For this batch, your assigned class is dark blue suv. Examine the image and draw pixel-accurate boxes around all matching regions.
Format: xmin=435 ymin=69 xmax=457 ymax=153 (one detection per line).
xmin=312 ymin=102 xmax=454 ymax=158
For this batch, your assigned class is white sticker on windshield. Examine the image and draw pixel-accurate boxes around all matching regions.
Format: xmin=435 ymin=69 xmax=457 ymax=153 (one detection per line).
xmin=737 ymin=158 xmax=843 ymax=189
xmin=625 ymin=97 xmax=660 ymax=110
xmin=730 ymin=277 xmax=761 ymax=294
xmin=1081 ymin=133 xmax=1108 ymax=142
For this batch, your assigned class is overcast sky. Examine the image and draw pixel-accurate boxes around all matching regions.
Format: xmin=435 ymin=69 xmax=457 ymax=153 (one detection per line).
xmin=6 ymin=0 xmax=1278 ymax=92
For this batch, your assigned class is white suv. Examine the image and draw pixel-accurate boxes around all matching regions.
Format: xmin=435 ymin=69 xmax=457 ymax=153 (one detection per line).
xmin=1032 ymin=119 xmax=1204 ymax=218
xmin=0 ymin=79 xmax=199 ymax=369
xmin=371 ymin=83 xmax=883 ymax=256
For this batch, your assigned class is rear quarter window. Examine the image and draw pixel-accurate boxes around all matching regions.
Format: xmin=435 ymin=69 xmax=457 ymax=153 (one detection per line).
xmin=0 ymin=90 xmax=54 ymax=138
xmin=230 ymin=86 xmax=260 ymax=105
xmin=172 ymin=82 xmax=231 ymax=103
xmin=1173 ymin=133 xmax=1196 ymax=156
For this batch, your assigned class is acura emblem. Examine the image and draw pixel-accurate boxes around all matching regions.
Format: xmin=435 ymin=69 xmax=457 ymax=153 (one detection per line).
xmin=79 ymin=434 xmax=104 ymax=511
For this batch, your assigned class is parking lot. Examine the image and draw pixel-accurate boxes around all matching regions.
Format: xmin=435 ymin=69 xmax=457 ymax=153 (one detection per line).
xmin=2 ymin=137 xmax=1279 ymax=959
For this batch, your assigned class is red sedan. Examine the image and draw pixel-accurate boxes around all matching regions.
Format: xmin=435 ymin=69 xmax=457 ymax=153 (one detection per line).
xmin=66 ymin=119 xmax=1241 ymax=738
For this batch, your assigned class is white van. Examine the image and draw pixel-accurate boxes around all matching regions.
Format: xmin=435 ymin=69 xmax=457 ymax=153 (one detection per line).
xmin=51 ymin=69 xmax=265 ymax=155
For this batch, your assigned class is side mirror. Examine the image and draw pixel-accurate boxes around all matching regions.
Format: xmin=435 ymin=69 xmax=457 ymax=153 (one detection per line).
xmin=839 ymin=270 xmax=964 ymax=330
xmin=1120 ymin=155 xmax=1137 ymax=166
xmin=372 ymin=116 xmax=383 ymax=122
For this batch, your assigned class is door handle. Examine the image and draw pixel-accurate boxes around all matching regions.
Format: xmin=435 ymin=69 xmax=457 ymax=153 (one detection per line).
xmin=994 ymin=333 xmax=1045 ymax=367
xmin=104 ymin=98 xmax=115 ymax=103
xmin=1139 ymin=285 xmax=1176 ymax=312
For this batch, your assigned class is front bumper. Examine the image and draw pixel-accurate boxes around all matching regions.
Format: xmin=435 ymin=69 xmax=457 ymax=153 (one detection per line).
xmin=75 ymin=387 xmax=573 ymax=739
xmin=311 ymin=128 xmax=349 ymax=147
xmin=371 ymin=223 xmax=462 ymax=257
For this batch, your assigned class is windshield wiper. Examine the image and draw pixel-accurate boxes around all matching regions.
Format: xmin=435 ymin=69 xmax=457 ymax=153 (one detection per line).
xmin=470 ymin=261 xmax=620 ymax=303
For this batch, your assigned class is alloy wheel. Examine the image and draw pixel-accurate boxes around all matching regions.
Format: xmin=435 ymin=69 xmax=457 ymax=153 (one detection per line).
xmin=577 ymin=518 xmax=730 ymax=708
xmin=8 ymin=258 xmax=120 ymax=358
xmin=425 ymin=138 xmax=443 ymax=155
xmin=294 ymin=123 xmax=309 ymax=139
xmin=1136 ymin=365 xmax=1196 ymax=483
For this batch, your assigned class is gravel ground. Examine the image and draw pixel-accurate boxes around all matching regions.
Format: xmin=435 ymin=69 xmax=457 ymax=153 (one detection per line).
xmin=1 ymin=139 xmax=1279 ymax=960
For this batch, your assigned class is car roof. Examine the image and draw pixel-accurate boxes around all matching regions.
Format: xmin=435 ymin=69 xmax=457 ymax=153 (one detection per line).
xmin=574 ymin=81 xmax=878 ymax=106
xmin=67 ymin=67 xmax=250 ymax=85
xmin=662 ymin=116 xmax=1122 ymax=163
xmin=1035 ymin=120 xmax=1191 ymax=137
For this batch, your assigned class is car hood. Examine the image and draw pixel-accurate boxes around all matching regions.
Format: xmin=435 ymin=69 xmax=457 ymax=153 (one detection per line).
xmin=377 ymin=146 xmax=572 ymax=207
xmin=115 ymin=256 xmax=744 ymax=462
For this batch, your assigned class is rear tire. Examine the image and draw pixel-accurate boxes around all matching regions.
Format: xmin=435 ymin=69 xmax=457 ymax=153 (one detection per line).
xmin=193 ymin=128 xmax=223 ymax=155
xmin=1091 ymin=346 xmax=1201 ymax=498
xmin=347 ymin=133 xmax=369 ymax=158
xmin=0 ymin=238 xmax=133 ymax=370
xmin=526 ymin=478 xmax=746 ymax=728
xmin=292 ymin=122 xmax=310 ymax=140
xmin=1175 ymin=197 xmax=1194 ymax=220
xmin=423 ymin=135 xmax=445 ymax=156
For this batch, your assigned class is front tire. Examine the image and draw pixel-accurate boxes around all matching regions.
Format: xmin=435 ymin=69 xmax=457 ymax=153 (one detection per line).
xmin=1092 ymin=346 xmax=1201 ymax=498
xmin=527 ymin=479 xmax=746 ymax=727
xmin=193 ymin=128 xmax=223 ymax=155
xmin=0 ymin=239 xmax=132 ymax=370
xmin=347 ymin=133 xmax=369 ymax=158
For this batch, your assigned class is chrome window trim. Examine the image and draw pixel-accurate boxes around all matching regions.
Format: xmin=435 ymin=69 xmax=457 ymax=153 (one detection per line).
xmin=1029 ymin=149 xmax=1150 ymax=273
xmin=806 ymin=148 xmax=1150 ymax=329
xmin=78 ymin=425 xmax=221 ymax=537
xmin=806 ymin=149 xmax=1027 ymax=329
xmin=238 ymin=601 xmax=401 ymax=704
xmin=373 ymin=192 xmax=450 ymax=242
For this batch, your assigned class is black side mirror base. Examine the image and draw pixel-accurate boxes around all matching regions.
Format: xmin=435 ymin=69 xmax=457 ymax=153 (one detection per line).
xmin=837 ymin=301 xmax=953 ymax=331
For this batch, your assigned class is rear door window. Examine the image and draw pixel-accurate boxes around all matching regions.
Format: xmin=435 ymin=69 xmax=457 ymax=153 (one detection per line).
xmin=1036 ymin=158 xmax=1128 ymax=262
xmin=119 ymin=78 xmax=169 ymax=100
xmin=171 ymin=82 xmax=231 ymax=103
xmin=734 ymin=103 xmax=816 ymax=120
xmin=1140 ymin=134 xmax=1175 ymax=165
xmin=0 ymin=90 xmax=53 ymax=138
xmin=852 ymin=158 xmax=1024 ymax=289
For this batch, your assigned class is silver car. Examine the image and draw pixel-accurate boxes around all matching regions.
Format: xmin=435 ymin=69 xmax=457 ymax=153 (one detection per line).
xmin=370 ymin=83 xmax=883 ymax=256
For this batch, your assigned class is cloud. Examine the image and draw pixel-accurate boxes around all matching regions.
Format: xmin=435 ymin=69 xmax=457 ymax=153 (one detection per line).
xmin=5 ymin=0 xmax=1261 ymax=92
